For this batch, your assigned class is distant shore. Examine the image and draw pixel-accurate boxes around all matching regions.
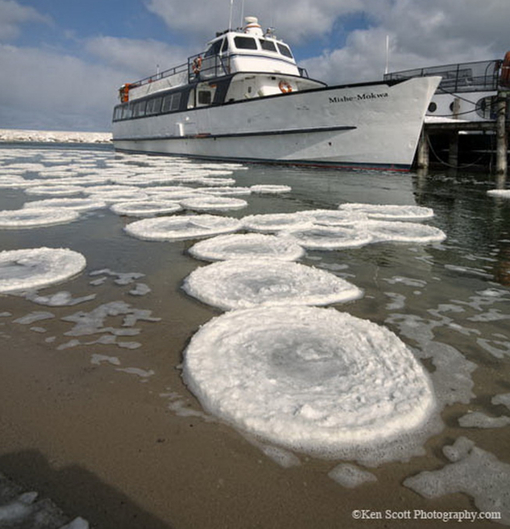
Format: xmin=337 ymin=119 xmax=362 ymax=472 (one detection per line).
xmin=0 ymin=128 xmax=112 ymax=144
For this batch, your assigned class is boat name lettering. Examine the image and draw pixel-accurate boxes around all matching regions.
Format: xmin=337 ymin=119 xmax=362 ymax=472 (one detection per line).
xmin=329 ymin=92 xmax=389 ymax=104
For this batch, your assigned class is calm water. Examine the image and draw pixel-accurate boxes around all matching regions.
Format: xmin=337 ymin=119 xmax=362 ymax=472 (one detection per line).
xmin=0 ymin=143 xmax=509 ymax=527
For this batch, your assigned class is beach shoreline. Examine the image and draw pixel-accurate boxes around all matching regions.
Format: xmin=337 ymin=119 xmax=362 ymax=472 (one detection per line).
xmin=0 ymin=129 xmax=112 ymax=144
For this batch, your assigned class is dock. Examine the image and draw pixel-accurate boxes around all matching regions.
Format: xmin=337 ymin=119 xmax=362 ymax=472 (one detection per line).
xmin=385 ymin=57 xmax=510 ymax=177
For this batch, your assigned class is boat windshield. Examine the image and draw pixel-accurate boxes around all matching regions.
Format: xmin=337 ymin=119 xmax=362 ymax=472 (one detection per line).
xmin=234 ymin=36 xmax=258 ymax=50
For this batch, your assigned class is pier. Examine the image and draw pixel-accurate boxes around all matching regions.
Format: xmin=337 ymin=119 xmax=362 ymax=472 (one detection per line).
xmin=416 ymin=96 xmax=509 ymax=175
xmin=385 ymin=57 xmax=510 ymax=177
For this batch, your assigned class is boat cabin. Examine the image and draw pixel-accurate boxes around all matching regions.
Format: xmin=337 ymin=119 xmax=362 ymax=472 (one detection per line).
xmin=113 ymin=17 xmax=324 ymax=124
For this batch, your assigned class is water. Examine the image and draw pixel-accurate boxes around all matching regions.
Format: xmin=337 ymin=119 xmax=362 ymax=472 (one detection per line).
xmin=0 ymin=143 xmax=509 ymax=528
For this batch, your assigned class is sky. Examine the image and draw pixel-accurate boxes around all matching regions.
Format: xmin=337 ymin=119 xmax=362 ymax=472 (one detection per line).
xmin=0 ymin=0 xmax=508 ymax=132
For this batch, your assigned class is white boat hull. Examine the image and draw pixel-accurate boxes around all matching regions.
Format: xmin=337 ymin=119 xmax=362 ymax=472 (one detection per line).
xmin=113 ymin=76 xmax=440 ymax=171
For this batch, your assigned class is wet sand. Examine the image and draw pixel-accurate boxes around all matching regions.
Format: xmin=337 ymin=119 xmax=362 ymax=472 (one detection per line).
xmin=0 ymin=293 xmax=505 ymax=529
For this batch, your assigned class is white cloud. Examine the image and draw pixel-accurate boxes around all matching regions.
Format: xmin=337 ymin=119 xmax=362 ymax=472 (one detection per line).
xmin=85 ymin=36 xmax=189 ymax=79
xmin=144 ymin=0 xmax=364 ymax=45
xmin=301 ymin=0 xmax=510 ymax=84
xmin=0 ymin=0 xmax=51 ymax=41
xmin=0 ymin=44 xmax=123 ymax=131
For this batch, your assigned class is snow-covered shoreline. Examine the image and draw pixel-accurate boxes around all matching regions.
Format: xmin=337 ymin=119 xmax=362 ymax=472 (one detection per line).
xmin=0 ymin=129 xmax=112 ymax=144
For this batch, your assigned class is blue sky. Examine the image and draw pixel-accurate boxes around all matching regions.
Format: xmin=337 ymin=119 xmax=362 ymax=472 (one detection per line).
xmin=1 ymin=0 xmax=508 ymax=132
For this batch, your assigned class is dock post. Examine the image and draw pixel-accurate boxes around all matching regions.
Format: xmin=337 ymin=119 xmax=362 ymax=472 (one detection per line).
xmin=496 ymin=91 xmax=508 ymax=176
xmin=416 ymin=128 xmax=429 ymax=171
xmin=448 ymin=131 xmax=459 ymax=169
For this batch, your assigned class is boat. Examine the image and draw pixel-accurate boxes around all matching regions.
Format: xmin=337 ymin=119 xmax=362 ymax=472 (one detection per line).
xmin=112 ymin=16 xmax=440 ymax=171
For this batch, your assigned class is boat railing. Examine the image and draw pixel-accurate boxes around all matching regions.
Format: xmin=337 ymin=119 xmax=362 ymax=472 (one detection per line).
xmin=384 ymin=59 xmax=502 ymax=93
xmin=124 ymin=51 xmax=231 ymax=92
xmin=187 ymin=52 xmax=231 ymax=82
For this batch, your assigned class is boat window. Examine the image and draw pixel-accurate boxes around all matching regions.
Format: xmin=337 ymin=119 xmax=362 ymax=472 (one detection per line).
xmin=113 ymin=106 xmax=123 ymax=121
xmin=198 ymin=91 xmax=212 ymax=105
xmin=162 ymin=93 xmax=181 ymax=113
xmin=122 ymin=104 xmax=133 ymax=120
xmin=133 ymin=101 xmax=146 ymax=117
xmin=234 ymin=36 xmax=258 ymax=50
xmin=205 ymin=40 xmax=223 ymax=57
xmin=277 ymin=43 xmax=293 ymax=58
xmin=146 ymin=97 xmax=162 ymax=115
xmin=171 ymin=92 xmax=181 ymax=111
xmin=259 ymin=39 xmax=277 ymax=52
xmin=221 ymin=38 xmax=229 ymax=53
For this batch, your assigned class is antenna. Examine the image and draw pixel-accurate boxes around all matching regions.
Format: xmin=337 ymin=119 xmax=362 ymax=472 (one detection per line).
xmin=228 ymin=0 xmax=234 ymax=29
xmin=240 ymin=0 xmax=245 ymax=27
xmin=384 ymin=35 xmax=389 ymax=74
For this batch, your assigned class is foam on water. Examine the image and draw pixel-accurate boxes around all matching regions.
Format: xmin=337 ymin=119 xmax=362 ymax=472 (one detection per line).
xmin=403 ymin=438 xmax=510 ymax=525
xmin=328 ymin=464 xmax=377 ymax=488
xmin=487 ymin=189 xmax=510 ymax=198
xmin=183 ymin=306 xmax=436 ymax=459
xmin=182 ymin=259 xmax=363 ymax=310
xmin=458 ymin=411 xmax=510 ymax=429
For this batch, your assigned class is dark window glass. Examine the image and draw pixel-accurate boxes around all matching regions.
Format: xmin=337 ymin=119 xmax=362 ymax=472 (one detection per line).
xmin=123 ymin=104 xmax=133 ymax=119
xmin=277 ymin=43 xmax=293 ymax=58
xmin=162 ymin=95 xmax=173 ymax=113
xmin=259 ymin=39 xmax=277 ymax=52
xmin=113 ymin=106 xmax=123 ymax=120
xmin=198 ymin=91 xmax=212 ymax=105
xmin=205 ymin=40 xmax=223 ymax=57
xmin=234 ymin=36 xmax=258 ymax=50
xmin=170 ymin=93 xmax=181 ymax=111
xmin=221 ymin=38 xmax=229 ymax=52
xmin=146 ymin=97 xmax=162 ymax=115
xmin=133 ymin=101 xmax=146 ymax=117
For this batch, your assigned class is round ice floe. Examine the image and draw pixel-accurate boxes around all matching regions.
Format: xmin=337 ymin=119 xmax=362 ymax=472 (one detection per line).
xmin=182 ymin=306 xmax=436 ymax=455
xmin=364 ymin=220 xmax=446 ymax=244
xmin=0 ymin=208 xmax=79 ymax=228
xmin=281 ymin=226 xmax=373 ymax=250
xmin=125 ymin=214 xmax=242 ymax=241
xmin=182 ymin=259 xmax=363 ymax=310
xmin=301 ymin=209 xmax=367 ymax=226
xmin=242 ymin=213 xmax=313 ymax=233
xmin=24 ymin=184 xmax=85 ymax=196
xmin=110 ymin=200 xmax=181 ymax=217
xmin=250 ymin=185 xmax=292 ymax=194
xmin=180 ymin=196 xmax=248 ymax=212
xmin=188 ymin=233 xmax=305 ymax=262
xmin=339 ymin=203 xmax=434 ymax=221
xmin=23 ymin=198 xmax=107 ymax=212
xmin=195 ymin=186 xmax=252 ymax=196
xmin=87 ymin=190 xmax=150 ymax=203
xmin=0 ymin=247 xmax=86 ymax=293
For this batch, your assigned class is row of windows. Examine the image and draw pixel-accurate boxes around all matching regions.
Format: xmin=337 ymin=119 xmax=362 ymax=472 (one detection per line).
xmin=233 ymin=36 xmax=293 ymax=58
xmin=204 ymin=36 xmax=293 ymax=59
xmin=113 ymin=92 xmax=182 ymax=121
